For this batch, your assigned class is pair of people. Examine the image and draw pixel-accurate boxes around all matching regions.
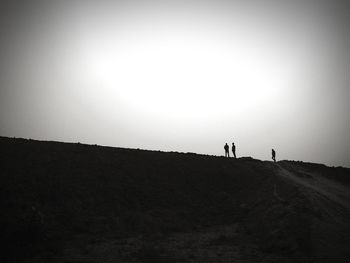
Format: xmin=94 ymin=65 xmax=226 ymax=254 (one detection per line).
xmin=224 ymin=143 xmax=277 ymax=162
xmin=224 ymin=142 xmax=236 ymax=158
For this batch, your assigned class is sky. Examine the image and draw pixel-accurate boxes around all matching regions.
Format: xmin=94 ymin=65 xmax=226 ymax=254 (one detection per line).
xmin=0 ymin=0 xmax=349 ymax=167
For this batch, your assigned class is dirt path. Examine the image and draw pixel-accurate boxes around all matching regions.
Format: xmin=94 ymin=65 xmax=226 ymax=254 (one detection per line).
xmin=275 ymin=164 xmax=350 ymax=262
xmin=275 ymin=164 xmax=350 ymax=210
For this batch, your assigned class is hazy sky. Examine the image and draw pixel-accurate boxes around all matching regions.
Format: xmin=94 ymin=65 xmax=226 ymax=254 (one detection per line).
xmin=0 ymin=0 xmax=349 ymax=167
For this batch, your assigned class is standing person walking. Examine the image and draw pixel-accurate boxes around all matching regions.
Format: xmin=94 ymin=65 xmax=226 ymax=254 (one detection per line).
xmin=272 ymin=149 xmax=276 ymax=162
xmin=232 ymin=142 xmax=236 ymax=158
xmin=224 ymin=143 xmax=229 ymax=157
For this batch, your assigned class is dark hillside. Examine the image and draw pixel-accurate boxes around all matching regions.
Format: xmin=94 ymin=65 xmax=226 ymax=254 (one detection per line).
xmin=1 ymin=137 xmax=349 ymax=263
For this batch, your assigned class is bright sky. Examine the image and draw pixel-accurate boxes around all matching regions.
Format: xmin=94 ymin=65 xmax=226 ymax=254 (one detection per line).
xmin=0 ymin=0 xmax=349 ymax=167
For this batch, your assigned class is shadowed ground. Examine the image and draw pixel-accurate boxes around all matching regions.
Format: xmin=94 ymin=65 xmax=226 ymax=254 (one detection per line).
xmin=1 ymin=137 xmax=349 ymax=263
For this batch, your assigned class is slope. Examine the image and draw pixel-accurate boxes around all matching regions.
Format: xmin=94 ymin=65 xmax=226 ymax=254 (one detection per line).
xmin=0 ymin=137 xmax=349 ymax=263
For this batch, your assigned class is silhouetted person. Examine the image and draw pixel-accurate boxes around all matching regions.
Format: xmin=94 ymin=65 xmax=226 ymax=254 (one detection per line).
xmin=232 ymin=142 xmax=236 ymax=158
xmin=272 ymin=149 xmax=276 ymax=162
xmin=224 ymin=143 xmax=229 ymax=157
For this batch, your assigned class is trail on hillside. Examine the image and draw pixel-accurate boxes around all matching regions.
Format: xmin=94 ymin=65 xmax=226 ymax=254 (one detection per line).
xmin=275 ymin=163 xmax=350 ymax=262
xmin=276 ymin=163 xmax=350 ymax=210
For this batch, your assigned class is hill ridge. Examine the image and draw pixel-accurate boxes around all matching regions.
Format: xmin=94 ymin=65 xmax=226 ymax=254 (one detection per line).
xmin=1 ymin=136 xmax=349 ymax=263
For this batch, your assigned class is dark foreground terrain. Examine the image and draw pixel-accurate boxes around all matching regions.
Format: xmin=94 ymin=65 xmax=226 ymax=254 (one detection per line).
xmin=1 ymin=137 xmax=350 ymax=263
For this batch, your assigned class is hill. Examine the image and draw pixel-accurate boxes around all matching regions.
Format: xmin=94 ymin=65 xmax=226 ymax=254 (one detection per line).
xmin=1 ymin=137 xmax=350 ymax=263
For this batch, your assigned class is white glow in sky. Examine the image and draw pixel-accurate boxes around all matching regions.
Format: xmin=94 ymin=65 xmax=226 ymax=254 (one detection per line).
xmin=78 ymin=23 xmax=291 ymax=121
